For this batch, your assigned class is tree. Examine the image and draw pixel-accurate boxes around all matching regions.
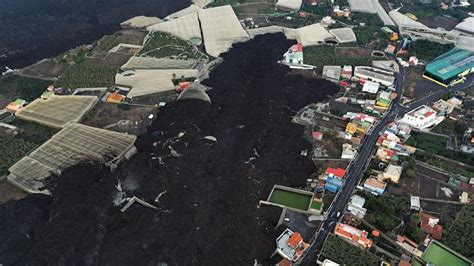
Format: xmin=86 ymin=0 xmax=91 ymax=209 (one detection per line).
xmin=410 ymin=213 xmax=421 ymax=226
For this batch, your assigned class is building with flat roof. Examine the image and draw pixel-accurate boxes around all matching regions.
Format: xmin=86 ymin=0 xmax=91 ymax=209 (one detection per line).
xmin=380 ymin=164 xmax=403 ymax=183
xmin=410 ymin=196 xmax=421 ymax=211
xmin=347 ymin=195 xmax=367 ymax=218
xmin=362 ymin=80 xmax=380 ymax=94
xmin=354 ymin=66 xmax=395 ymax=86
xmin=400 ymin=105 xmax=439 ymax=130
xmin=322 ymin=66 xmax=342 ymax=83
xmin=364 ymin=177 xmax=387 ymax=195
xmin=423 ymin=48 xmax=474 ymax=87
xmin=276 ymin=228 xmax=308 ymax=262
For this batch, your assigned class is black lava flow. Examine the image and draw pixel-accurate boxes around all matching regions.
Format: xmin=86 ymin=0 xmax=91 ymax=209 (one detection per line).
xmin=0 ymin=33 xmax=338 ymax=265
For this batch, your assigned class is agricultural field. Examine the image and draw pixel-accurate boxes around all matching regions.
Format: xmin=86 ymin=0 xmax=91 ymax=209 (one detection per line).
xmin=443 ymin=205 xmax=474 ymax=259
xmin=407 ymin=40 xmax=455 ymax=62
xmin=138 ymin=32 xmax=208 ymax=60
xmin=54 ymin=64 xmax=118 ymax=89
xmin=407 ymin=133 xmax=474 ymax=166
xmin=94 ymin=30 xmax=147 ymax=52
xmin=358 ymin=191 xmax=409 ymax=232
xmin=0 ymin=136 xmax=37 ymax=176
xmin=0 ymin=75 xmax=50 ymax=107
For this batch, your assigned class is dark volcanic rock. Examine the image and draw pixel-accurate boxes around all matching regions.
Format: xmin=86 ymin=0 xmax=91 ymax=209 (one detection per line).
xmin=0 ymin=34 xmax=338 ymax=265
xmin=0 ymin=0 xmax=190 ymax=70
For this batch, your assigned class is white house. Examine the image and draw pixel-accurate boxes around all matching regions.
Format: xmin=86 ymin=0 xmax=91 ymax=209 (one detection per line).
xmin=400 ymin=105 xmax=439 ymax=130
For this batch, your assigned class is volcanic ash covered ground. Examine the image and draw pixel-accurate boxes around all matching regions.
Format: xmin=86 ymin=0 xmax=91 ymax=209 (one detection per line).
xmin=0 ymin=33 xmax=338 ymax=265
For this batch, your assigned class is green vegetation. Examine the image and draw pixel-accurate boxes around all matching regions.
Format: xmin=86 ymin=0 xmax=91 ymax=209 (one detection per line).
xmin=302 ymin=3 xmax=328 ymax=15
xmin=10 ymin=120 xmax=58 ymax=144
xmin=400 ymin=3 xmax=467 ymax=21
xmin=55 ymin=64 xmax=118 ymax=89
xmin=432 ymin=119 xmax=467 ymax=136
xmin=311 ymin=200 xmax=322 ymax=210
xmin=97 ymin=35 xmax=122 ymax=51
xmin=353 ymin=26 xmax=380 ymax=46
xmin=0 ymin=75 xmax=50 ymax=102
xmin=304 ymin=45 xmax=373 ymax=73
xmin=73 ymin=49 xmax=85 ymax=64
xmin=416 ymin=152 xmax=474 ymax=178
xmin=138 ymin=32 xmax=207 ymax=60
xmin=422 ymin=241 xmax=471 ymax=266
xmin=405 ymin=224 xmax=423 ymax=243
xmin=358 ymin=191 xmax=408 ymax=232
xmin=321 ymin=234 xmax=381 ymax=265
xmin=408 ymin=40 xmax=455 ymax=61
xmin=443 ymin=205 xmax=474 ymax=258
xmin=351 ymin=13 xmax=383 ymax=26
xmin=407 ymin=133 xmax=474 ymax=166
xmin=0 ymin=136 xmax=37 ymax=176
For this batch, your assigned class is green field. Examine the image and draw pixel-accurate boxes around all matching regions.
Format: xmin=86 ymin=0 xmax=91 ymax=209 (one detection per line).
xmin=422 ymin=242 xmax=471 ymax=266
xmin=268 ymin=188 xmax=312 ymax=210
xmin=0 ymin=75 xmax=50 ymax=102
xmin=138 ymin=32 xmax=207 ymax=60
xmin=0 ymin=136 xmax=37 ymax=176
xmin=55 ymin=64 xmax=118 ymax=89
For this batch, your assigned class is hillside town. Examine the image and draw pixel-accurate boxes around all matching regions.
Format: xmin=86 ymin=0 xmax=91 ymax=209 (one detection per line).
xmin=0 ymin=0 xmax=473 ymax=265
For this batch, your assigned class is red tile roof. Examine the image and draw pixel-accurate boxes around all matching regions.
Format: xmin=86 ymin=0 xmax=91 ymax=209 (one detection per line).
xmin=326 ymin=167 xmax=346 ymax=178
xmin=423 ymin=111 xmax=435 ymax=117
xmin=420 ymin=212 xmax=443 ymax=240
xmin=287 ymin=232 xmax=303 ymax=248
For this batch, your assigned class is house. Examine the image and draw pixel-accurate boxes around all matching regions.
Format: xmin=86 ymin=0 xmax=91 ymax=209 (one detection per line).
xmin=341 ymin=143 xmax=357 ymax=159
xmin=326 ymin=167 xmax=346 ymax=178
xmin=347 ymin=195 xmax=367 ymax=218
xmin=410 ymin=196 xmax=421 ymax=211
xmin=364 ymin=177 xmax=387 ymax=195
xmin=335 ymin=223 xmax=373 ymax=249
xmin=362 ymin=81 xmax=380 ymax=94
xmin=420 ymin=212 xmax=443 ymax=240
xmin=396 ymin=235 xmax=423 ymax=257
xmin=106 ymin=93 xmax=126 ymax=103
xmin=380 ymin=164 xmax=403 ymax=183
xmin=459 ymin=192 xmax=469 ymax=203
xmin=432 ymin=99 xmax=455 ymax=115
xmin=281 ymin=43 xmax=305 ymax=68
xmin=341 ymin=65 xmax=353 ymax=79
xmin=400 ymin=105 xmax=439 ymax=130
xmin=324 ymin=167 xmax=346 ymax=193
xmin=312 ymin=131 xmax=323 ymax=141
xmin=322 ymin=66 xmax=342 ymax=83
xmin=276 ymin=228 xmax=309 ymax=262
xmin=6 ymin=99 xmax=27 ymax=113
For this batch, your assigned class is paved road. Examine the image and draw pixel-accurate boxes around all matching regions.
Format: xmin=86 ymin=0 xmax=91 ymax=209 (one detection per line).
xmin=301 ymin=71 xmax=473 ymax=264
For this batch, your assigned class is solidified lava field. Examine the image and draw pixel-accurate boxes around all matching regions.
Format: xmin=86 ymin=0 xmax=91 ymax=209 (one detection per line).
xmin=0 ymin=34 xmax=338 ymax=265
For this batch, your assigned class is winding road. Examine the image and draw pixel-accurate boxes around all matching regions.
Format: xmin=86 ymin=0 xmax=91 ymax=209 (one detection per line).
xmin=301 ymin=70 xmax=473 ymax=264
